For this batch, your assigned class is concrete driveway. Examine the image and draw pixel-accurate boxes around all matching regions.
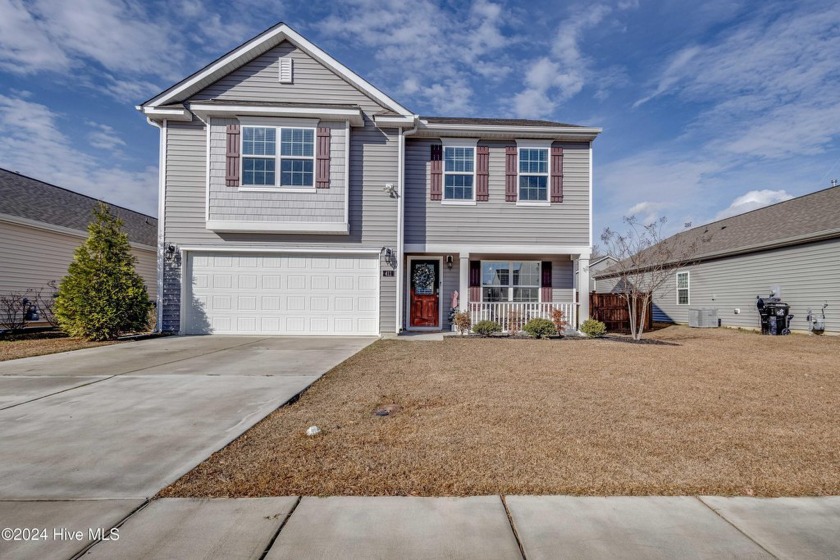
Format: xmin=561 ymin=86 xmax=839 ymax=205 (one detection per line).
xmin=0 ymin=335 xmax=375 ymax=560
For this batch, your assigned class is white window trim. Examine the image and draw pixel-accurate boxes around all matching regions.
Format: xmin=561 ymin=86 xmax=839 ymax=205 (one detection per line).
xmin=441 ymin=138 xmax=478 ymax=205
xmin=515 ymin=140 xmax=551 ymax=206
xmin=240 ymin=124 xmax=317 ymax=189
xmin=480 ymin=260 xmax=542 ymax=303
xmin=676 ymin=271 xmax=690 ymax=305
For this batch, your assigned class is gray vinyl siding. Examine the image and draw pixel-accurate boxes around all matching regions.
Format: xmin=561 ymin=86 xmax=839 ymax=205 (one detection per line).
xmin=599 ymin=238 xmax=840 ymax=333
xmin=162 ymin=120 xmax=399 ymax=334
xmin=208 ymin=118 xmax=346 ymax=223
xmin=405 ymin=139 xmax=590 ymax=246
xmin=192 ymin=41 xmax=388 ymax=112
xmin=0 ymin=221 xmax=156 ymax=303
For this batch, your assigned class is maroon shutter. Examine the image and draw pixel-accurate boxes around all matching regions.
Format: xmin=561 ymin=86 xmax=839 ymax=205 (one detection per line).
xmin=476 ymin=145 xmax=489 ymax=201
xmin=225 ymin=124 xmax=240 ymax=187
xmin=505 ymin=146 xmax=517 ymax=202
xmin=469 ymin=260 xmax=481 ymax=303
xmin=316 ymin=127 xmax=331 ymax=189
xmin=550 ymin=146 xmax=564 ymax=203
xmin=541 ymin=261 xmax=552 ymax=302
xmin=430 ymin=144 xmax=443 ymax=200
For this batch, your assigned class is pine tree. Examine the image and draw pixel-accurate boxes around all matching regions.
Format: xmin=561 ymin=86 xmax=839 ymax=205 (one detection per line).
xmin=55 ymin=203 xmax=151 ymax=340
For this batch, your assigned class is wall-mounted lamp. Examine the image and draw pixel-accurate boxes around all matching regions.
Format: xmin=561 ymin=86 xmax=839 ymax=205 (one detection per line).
xmin=164 ymin=243 xmax=177 ymax=262
xmin=446 ymin=255 xmax=453 ymax=269
xmin=382 ymin=247 xmax=393 ymax=259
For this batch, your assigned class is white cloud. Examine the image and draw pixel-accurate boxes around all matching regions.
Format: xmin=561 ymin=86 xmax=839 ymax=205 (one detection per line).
xmin=0 ymin=94 xmax=157 ymax=216
xmin=87 ymin=122 xmax=127 ymax=152
xmin=714 ymin=189 xmax=793 ymax=220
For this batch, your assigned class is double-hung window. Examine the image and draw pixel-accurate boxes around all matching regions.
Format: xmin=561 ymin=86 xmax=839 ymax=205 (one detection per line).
xmin=676 ymin=271 xmax=690 ymax=305
xmin=443 ymin=143 xmax=475 ymax=202
xmin=481 ymin=261 xmax=541 ymax=302
xmin=518 ymin=143 xmax=550 ymax=202
xmin=242 ymin=126 xmax=315 ymax=188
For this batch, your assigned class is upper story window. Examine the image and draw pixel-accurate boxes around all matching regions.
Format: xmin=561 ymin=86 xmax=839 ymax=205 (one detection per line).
xmin=676 ymin=271 xmax=690 ymax=305
xmin=242 ymin=126 xmax=315 ymax=188
xmin=481 ymin=261 xmax=541 ymax=302
xmin=443 ymin=144 xmax=475 ymax=202
xmin=518 ymin=147 xmax=549 ymax=201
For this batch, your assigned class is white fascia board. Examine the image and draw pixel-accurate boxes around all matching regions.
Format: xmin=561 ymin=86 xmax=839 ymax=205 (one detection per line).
xmin=420 ymin=123 xmax=602 ymax=140
xmin=441 ymin=138 xmax=479 ymax=147
xmin=404 ymin=243 xmax=591 ymax=257
xmin=190 ymin=104 xmax=364 ymax=126
xmin=0 ymin=213 xmax=156 ymax=251
xmin=205 ymin=220 xmax=349 ymax=234
xmin=141 ymin=24 xmax=413 ymax=117
xmin=373 ymin=115 xmax=418 ymax=128
xmin=515 ymin=139 xmax=553 ymax=148
xmin=140 ymin=106 xmax=192 ymax=121
xmin=180 ymin=245 xmax=381 ymax=255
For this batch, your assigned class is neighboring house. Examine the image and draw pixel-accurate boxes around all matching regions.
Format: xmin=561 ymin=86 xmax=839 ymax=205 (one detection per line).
xmin=594 ymin=185 xmax=840 ymax=334
xmin=0 ymin=168 xmax=158 ymax=323
xmin=575 ymin=255 xmax=617 ymax=293
xmin=138 ymin=23 xmax=600 ymax=336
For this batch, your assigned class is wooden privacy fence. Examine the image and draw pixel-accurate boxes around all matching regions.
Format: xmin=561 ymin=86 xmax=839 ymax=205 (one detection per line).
xmin=589 ymin=292 xmax=653 ymax=333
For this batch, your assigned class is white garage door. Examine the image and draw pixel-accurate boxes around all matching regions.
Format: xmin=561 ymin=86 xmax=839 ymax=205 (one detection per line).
xmin=186 ymin=252 xmax=379 ymax=335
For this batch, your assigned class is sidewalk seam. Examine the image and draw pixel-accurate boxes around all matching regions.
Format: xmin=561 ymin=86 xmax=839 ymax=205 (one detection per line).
xmin=68 ymin=498 xmax=151 ymax=560
xmin=259 ymin=495 xmax=302 ymax=560
xmin=500 ymin=495 xmax=528 ymax=560
xmin=695 ymin=497 xmax=780 ymax=560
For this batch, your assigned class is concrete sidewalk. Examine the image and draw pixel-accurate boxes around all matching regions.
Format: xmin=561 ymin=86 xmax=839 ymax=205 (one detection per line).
xmin=4 ymin=495 xmax=835 ymax=560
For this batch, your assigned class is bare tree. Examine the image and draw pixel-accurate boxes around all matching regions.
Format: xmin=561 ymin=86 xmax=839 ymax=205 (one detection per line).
xmin=600 ymin=216 xmax=707 ymax=340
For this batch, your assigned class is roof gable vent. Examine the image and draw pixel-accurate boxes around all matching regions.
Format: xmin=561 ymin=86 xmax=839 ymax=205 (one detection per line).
xmin=278 ymin=57 xmax=293 ymax=84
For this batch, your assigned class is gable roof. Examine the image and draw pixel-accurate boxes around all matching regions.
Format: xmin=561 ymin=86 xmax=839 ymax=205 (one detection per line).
xmin=139 ymin=22 xmax=413 ymax=117
xmin=594 ymin=185 xmax=840 ymax=278
xmin=0 ymin=168 xmax=157 ymax=247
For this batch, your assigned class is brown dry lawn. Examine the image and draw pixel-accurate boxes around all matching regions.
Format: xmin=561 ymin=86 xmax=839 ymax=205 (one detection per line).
xmin=0 ymin=332 xmax=115 ymax=361
xmin=163 ymin=325 xmax=840 ymax=497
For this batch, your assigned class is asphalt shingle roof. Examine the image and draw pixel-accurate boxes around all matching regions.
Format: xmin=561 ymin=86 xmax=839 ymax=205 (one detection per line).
xmin=596 ymin=185 xmax=840 ymax=277
xmin=0 ymin=168 xmax=157 ymax=247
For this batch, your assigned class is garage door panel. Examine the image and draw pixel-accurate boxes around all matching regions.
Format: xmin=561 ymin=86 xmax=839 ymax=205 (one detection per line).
xmin=187 ymin=252 xmax=379 ymax=335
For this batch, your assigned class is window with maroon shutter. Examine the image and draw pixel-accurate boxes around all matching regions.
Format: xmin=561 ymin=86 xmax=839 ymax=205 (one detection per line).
xmin=550 ymin=146 xmax=564 ymax=203
xmin=225 ymin=124 xmax=240 ymax=187
xmin=430 ymin=144 xmax=443 ymax=200
xmin=476 ymin=145 xmax=489 ymax=201
xmin=504 ymin=146 xmax=517 ymax=202
xmin=316 ymin=127 xmax=330 ymax=189
xmin=469 ymin=260 xmax=481 ymax=303
xmin=541 ymin=261 xmax=552 ymax=302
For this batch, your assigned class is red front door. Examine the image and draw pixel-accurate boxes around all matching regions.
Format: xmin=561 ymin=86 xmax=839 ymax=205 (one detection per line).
xmin=410 ymin=259 xmax=440 ymax=328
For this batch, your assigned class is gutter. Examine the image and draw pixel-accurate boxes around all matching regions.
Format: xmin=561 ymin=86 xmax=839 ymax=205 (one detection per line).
xmin=146 ymin=118 xmax=167 ymax=334
xmin=396 ymin=118 xmax=419 ymax=333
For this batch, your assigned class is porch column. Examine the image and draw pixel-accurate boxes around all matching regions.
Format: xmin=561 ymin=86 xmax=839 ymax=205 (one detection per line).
xmin=577 ymin=256 xmax=590 ymax=326
xmin=459 ymin=252 xmax=470 ymax=312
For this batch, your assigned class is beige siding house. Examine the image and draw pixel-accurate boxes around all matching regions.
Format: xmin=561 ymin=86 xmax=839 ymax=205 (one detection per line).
xmin=594 ymin=186 xmax=840 ymax=334
xmin=0 ymin=169 xmax=158 ymax=324
xmin=139 ymin=23 xmax=601 ymax=336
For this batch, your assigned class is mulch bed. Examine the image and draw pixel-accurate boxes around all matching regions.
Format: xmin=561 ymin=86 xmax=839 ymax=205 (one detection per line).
xmin=161 ymin=325 xmax=840 ymax=498
xmin=0 ymin=331 xmax=115 ymax=361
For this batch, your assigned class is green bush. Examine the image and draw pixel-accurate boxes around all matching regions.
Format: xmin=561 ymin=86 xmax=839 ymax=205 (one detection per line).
xmin=472 ymin=320 xmax=502 ymax=336
xmin=523 ymin=318 xmax=558 ymax=339
xmin=55 ymin=203 xmax=151 ymax=341
xmin=580 ymin=319 xmax=607 ymax=338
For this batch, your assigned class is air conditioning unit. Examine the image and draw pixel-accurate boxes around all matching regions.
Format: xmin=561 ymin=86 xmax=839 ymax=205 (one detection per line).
xmin=689 ymin=308 xmax=719 ymax=328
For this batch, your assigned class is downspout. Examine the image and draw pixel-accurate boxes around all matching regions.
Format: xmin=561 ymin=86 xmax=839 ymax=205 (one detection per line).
xmin=147 ymin=117 xmax=167 ymax=333
xmin=396 ymin=118 xmax=419 ymax=333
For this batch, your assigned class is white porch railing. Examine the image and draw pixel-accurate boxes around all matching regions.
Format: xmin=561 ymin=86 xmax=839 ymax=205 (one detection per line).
xmin=468 ymin=301 xmax=577 ymax=333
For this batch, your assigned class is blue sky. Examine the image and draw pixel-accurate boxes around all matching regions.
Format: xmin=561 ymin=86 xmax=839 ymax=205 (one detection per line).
xmin=1 ymin=0 xmax=839 ymax=239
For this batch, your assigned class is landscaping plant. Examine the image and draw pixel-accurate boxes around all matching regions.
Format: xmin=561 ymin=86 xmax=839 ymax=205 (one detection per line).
xmin=55 ymin=203 xmax=151 ymax=341
xmin=0 ymin=290 xmax=35 ymax=334
xmin=523 ymin=318 xmax=557 ymax=339
xmin=550 ymin=307 xmax=567 ymax=334
xmin=580 ymin=319 xmax=607 ymax=337
xmin=453 ymin=310 xmax=471 ymax=336
xmin=472 ymin=320 xmax=502 ymax=337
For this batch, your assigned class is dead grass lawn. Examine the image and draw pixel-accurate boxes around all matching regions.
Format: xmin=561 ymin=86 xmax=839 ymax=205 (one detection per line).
xmin=162 ymin=326 xmax=840 ymax=497
xmin=0 ymin=331 xmax=114 ymax=361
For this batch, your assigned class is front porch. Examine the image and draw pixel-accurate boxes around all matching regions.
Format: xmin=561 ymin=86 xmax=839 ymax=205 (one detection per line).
xmin=402 ymin=250 xmax=591 ymax=333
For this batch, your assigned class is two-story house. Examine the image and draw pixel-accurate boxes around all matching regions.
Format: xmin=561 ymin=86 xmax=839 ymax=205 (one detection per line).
xmin=139 ymin=23 xmax=600 ymax=336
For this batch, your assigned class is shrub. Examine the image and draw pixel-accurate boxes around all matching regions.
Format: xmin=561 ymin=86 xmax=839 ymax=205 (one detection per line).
xmin=55 ymin=203 xmax=152 ymax=341
xmin=0 ymin=290 xmax=35 ymax=334
xmin=551 ymin=307 xmax=568 ymax=334
xmin=453 ymin=310 xmax=471 ymax=336
xmin=507 ymin=309 xmax=524 ymax=333
xmin=523 ymin=318 xmax=557 ymax=339
xmin=472 ymin=320 xmax=502 ymax=337
xmin=580 ymin=319 xmax=607 ymax=338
